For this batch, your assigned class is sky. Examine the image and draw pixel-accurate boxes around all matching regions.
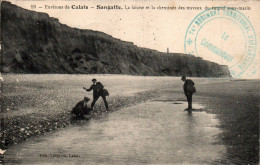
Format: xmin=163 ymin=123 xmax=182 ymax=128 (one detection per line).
xmin=5 ymin=0 xmax=260 ymax=78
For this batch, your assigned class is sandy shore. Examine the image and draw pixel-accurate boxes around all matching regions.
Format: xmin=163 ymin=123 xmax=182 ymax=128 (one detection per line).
xmin=159 ymin=79 xmax=260 ymax=164
xmin=3 ymin=100 xmax=224 ymax=164
xmin=0 ymin=89 xmax=160 ymax=149
xmin=197 ymin=80 xmax=259 ymax=164
xmin=0 ymin=75 xmax=259 ymax=164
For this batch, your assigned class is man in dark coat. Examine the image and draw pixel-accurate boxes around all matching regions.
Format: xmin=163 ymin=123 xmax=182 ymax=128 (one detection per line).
xmin=84 ymin=79 xmax=109 ymax=111
xmin=181 ymin=76 xmax=196 ymax=111
xmin=71 ymin=97 xmax=91 ymax=118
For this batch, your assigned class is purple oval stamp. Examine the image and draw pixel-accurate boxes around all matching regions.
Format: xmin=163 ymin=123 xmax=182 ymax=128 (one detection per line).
xmin=185 ymin=7 xmax=257 ymax=78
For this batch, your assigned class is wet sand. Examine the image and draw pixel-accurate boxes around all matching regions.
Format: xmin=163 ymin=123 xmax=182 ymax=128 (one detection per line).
xmin=3 ymin=101 xmax=226 ymax=164
xmin=195 ymin=80 xmax=260 ymax=164
xmin=1 ymin=74 xmax=222 ymax=150
xmin=160 ymin=79 xmax=260 ymax=164
xmin=1 ymin=75 xmax=259 ymax=164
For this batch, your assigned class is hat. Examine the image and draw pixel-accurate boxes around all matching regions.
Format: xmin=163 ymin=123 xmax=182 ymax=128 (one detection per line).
xmin=181 ymin=76 xmax=186 ymax=80
xmin=84 ymin=97 xmax=90 ymax=102
xmin=92 ymin=79 xmax=97 ymax=82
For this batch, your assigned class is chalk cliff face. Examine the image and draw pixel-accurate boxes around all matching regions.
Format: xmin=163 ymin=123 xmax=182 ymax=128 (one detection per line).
xmin=1 ymin=1 xmax=231 ymax=77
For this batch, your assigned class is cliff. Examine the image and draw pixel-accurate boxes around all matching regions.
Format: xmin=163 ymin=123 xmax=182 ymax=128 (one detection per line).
xmin=1 ymin=1 xmax=231 ymax=77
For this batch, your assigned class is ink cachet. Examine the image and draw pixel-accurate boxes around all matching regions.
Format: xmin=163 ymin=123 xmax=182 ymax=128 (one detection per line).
xmin=184 ymin=7 xmax=257 ymax=78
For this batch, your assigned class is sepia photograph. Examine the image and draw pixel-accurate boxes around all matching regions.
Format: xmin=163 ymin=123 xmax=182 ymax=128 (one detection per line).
xmin=0 ymin=0 xmax=259 ymax=164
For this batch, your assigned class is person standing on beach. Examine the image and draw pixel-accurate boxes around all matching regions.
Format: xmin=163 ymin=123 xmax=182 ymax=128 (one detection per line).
xmin=181 ymin=76 xmax=196 ymax=111
xmin=83 ymin=79 xmax=109 ymax=111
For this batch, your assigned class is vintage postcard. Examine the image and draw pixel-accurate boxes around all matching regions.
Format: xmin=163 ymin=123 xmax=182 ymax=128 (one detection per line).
xmin=0 ymin=0 xmax=259 ymax=164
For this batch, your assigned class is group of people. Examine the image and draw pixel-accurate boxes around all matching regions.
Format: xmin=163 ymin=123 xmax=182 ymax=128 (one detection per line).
xmin=71 ymin=76 xmax=196 ymax=118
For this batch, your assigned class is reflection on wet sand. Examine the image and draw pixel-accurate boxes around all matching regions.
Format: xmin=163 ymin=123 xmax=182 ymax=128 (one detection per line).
xmin=4 ymin=101 xmax=226 ymax=164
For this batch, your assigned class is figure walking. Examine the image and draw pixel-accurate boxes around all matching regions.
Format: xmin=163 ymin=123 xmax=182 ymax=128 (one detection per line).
xmin=181 ymin=76 xmax=196 ymax=112
xmin=84 ymin=79 xmax=109 ymax=111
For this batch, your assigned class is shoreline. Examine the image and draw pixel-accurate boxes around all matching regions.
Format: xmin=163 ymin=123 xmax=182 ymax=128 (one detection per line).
xmin=192 ymin=80 xmax=259 ymax=164
xmin=0 ymin=89 xmax=161 ymax=150
xmin=153 ymin=79 xmax=259 ymax=164
xmin=0 ymin=73 xmax=235 ymax=80
xmin=1 ymin=78 xmax=259 ymax=164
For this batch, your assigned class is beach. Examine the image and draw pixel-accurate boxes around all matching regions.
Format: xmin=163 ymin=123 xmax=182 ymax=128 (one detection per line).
xmin=0 ymin=74 xmax=259 ymax=164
